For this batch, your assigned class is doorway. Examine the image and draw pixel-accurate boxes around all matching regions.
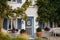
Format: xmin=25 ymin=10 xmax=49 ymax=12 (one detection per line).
xmin=25 ymin=17 xmax=34 ymax=38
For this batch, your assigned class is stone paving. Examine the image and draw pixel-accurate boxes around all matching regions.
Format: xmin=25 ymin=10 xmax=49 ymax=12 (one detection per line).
xmin=8 ymin=31 xmax=60 ymax=40
xmin=48 ymin=37 xmax=60 ymax=40
xmin=29 ymin=37 xmax=60 ymax=40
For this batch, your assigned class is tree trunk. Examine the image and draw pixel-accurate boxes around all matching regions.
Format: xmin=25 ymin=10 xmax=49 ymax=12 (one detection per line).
xmin=0 ymin=18 xmax=3 ymax=32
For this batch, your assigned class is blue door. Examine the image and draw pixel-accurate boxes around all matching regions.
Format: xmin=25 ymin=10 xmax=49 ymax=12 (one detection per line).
xmin=3 ymin=18 xmax=8 ymax=30
xmin=17 ymin=19 xmax=21 ymax=29
xmin=25 ymin=17 xmax=34 ymax=38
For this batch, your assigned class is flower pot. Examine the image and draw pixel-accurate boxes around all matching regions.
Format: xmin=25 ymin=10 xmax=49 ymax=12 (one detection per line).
xmin=36 ymin=32 xmax=42 ymax=37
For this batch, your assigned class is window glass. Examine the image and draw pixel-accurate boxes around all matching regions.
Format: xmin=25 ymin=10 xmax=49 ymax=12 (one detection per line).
xmin=17 ymin=0 xmax=22 ymax=3
xmin=8 ymin=0 xmax=11 ymax=1
xmin=12 ymin=0 xmax=16 ymax=2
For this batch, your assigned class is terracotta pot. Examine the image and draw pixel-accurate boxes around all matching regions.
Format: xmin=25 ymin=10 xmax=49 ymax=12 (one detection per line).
xmin=36 ymin=32 xmax=42 ymax=37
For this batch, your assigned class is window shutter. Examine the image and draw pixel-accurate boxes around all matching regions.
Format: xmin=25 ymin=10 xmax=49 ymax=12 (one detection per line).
xmin=39 ymin=22 xmax=43 ymax=28
xmin=3 ymin=18 xmax=8 ymax=30
xmin=17 ymin=0 xmax=22 ymax=3
xmin=50 ymin=22 xmax=53 ymax=28
xmin=17 ymin=19 xmax=21 ymax=29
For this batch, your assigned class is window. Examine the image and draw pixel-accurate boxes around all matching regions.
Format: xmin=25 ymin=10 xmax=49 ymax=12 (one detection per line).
xmin=12 ymin=0 xmax=16 ymax=2
xmin=8 ymin=0 xmax=11 ymax=1
xmin=8 ymin=0 xmax=22 ymax=3
xmin=17 ymin=0 xmax=22 ymax=3
xmin=8 ymin=19 xmax=17 ymax=30
xmin=8 ymin=0 xmax=16 ymax=2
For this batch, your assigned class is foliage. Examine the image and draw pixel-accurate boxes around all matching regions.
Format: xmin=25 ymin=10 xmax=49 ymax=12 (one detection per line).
xmin=0 ymin=32 xmax=11 ymax=40
xmin=11 ymin=38 xmax=27 ymax=40
xmin=0 ymin=0 xmax=13 ymax=18
xmin=0 ymin=32 xmax=28 ymax=40
xmin=12 ymin=0 xmax=31 ymax=21
xmin=0 ymin=0 xmax=31 ymax=40
xmin=36 ymin=0 xmax=60 ymax=23
xmin=0 ymin=0 xmax=31 ymax=19
xmin=36 ymin=27 xmax=42 ymax=32
xmin=0 ymin=0 xmax=13 ymax=32
xmin=34 ymin=37 xmax=41 ymax=40
xmin=20 ymin=0 xmax=31 ymax=21
xmin=0 ymin=0 xmax=31 ymax=31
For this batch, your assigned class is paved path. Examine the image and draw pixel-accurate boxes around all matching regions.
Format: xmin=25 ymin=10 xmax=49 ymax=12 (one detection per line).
xmin=49 ymin=37 xmax=60 ymax=40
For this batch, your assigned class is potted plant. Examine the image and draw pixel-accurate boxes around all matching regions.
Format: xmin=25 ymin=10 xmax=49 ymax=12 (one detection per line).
xmin=44 ymin=27 xmax=50 ymax=31
xmin=36 ymin=27 xmax=42 ymax=37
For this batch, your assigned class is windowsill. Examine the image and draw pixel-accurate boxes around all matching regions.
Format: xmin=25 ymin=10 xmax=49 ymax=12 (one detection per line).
xmin=29 ymin=37 xmax=34 ymax=40
xmin=7 ymin=1 xmax=22 ymax=4
xmin=29 ymin=5 xmax=34 ymax=7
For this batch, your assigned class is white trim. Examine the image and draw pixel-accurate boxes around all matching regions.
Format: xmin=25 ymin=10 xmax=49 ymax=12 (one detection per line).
xmin=16 ymin=19 xmax=17 ymax=29
xmin=7 ymin=19 xmax=9 ymax=30
xmin=53 ymin=22 xmax=54 ymax=28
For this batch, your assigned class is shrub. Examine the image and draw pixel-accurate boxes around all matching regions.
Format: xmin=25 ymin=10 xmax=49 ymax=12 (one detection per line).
xmin=36 ymin=27 xmax=42 ymax=32
xmin=0 ymin=32 xmax=11 ymax=40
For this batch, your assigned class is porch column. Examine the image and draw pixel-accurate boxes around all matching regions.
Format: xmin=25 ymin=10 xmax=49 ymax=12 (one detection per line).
xmin=53 ymin=22 xmax=54 ymax=28
xmin=21 ymin=20 xmax=25 ymax=29
xmin=47 ymin=21 xmax=50 ymax=28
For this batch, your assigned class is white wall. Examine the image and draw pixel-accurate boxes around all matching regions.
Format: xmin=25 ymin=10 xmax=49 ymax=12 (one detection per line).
xmin=7 ymin=0 xmax=26 ymax=9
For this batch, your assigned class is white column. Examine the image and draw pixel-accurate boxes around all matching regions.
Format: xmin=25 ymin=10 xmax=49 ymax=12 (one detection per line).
xmin=48 ymin=21 xmax=50 ymax=28
xmin=32 ymin=0 xmax=35 ymax=5
xmin=21 ymin=20 xmax=25 ymax=29
xmin=53 ymin=22 xmax=54 ymax=28
xmin=11 ymin=19 xmax=12 ymax=29
xmin=15 ymin=19 xmax=17 ymax=29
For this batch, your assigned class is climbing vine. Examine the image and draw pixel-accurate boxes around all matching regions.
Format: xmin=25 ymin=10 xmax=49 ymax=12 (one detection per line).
xmin=13 ymin=0 xmax=31 ymax=21
xmin=0 ymin=0 xmax=31 ymax=32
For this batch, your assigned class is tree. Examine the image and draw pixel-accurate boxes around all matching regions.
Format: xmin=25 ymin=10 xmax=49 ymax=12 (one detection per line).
xmin=36 ymin=0 xmax=60 ymax=27
xmin=0 ymin=0 xmax=13 ymax=32
xmin=0 ymin=0 xmax=31 ymax=32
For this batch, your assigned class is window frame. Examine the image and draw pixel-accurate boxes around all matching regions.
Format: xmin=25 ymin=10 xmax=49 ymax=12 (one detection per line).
xmin=7 ymin=0 xmax=17 ymax=3
xmin=8 ymin=0 xmax=11 ymax=1
xmin=8 ymin=0 xmax=22 ymax=3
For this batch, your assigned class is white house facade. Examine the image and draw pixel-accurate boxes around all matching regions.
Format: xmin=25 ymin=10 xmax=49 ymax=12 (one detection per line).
xmin=2 ymin=0 xmax=54 ymax=38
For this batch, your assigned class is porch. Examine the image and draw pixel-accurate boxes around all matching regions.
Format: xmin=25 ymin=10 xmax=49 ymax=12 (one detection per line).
xmin=2 ymin=28 xmax=60 ymax=40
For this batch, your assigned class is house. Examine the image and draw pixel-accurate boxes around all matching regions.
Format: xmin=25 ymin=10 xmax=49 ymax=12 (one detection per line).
xmin=2 ymin=0 xmax=60 ymax=38
xmin=3 ymin=0 xmax=38 ymax=38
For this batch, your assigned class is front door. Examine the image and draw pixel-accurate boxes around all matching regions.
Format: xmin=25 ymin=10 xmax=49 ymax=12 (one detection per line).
xmin=25 ymin=17 xmax=34 ymax=38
